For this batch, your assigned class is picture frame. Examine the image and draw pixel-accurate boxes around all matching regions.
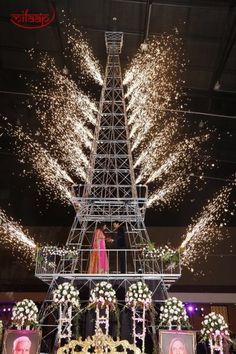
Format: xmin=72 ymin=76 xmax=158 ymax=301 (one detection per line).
xmin=2 ymin=329 xmax=42 ymax=354
xmin=159 ymin=329 xmax=196 ymax=354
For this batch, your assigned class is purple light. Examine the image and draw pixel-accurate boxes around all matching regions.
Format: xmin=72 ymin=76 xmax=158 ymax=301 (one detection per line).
xmin=187 ymin=305 xmax=194 ymax=313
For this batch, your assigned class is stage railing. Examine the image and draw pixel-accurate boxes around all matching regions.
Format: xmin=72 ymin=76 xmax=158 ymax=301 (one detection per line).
xmin=35 ymin=248 xmax=181 ymax=280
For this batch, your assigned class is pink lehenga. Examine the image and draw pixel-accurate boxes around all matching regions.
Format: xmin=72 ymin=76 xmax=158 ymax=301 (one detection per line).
xmin=88 ymin=228 xmax=109 ymax=274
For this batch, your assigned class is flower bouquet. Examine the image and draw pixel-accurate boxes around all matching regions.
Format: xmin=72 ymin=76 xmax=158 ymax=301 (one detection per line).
xmin=52 ymin=282 xmax=80 ymax=309
xmin=159 ymin=297 xmax=190 ymax=329
xmin=11 ymin=299 xmax=38 ymax=328
xmin=89 ymin=281 xmax=117 ymax=309
xmin=157 ymin=245 xmax=179 ymax=263
xmin=201 ymin=312 xmax=229 ymax=353
xmin=143 ymin=244 xmax=179 ymax=264
xmin=126 ymin=281 xmax=152 ymax=308
xmin=142 ymin=243 xmax=159 ymax=259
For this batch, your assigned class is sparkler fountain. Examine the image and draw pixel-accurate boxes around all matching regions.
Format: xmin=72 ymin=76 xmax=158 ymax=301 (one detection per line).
xmin=35 ymin=32 xmax=182 ymax=351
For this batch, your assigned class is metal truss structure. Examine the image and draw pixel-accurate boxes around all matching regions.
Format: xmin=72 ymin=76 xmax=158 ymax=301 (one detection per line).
xmin=35 ymin=32 xmax=181 ymax=351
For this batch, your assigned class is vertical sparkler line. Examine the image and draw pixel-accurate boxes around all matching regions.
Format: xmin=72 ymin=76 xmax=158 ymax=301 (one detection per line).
xmin=0 ymin=209 xmax=37 ymax=263
xmin=9 ymin=126 xmax=75 ymax=204
xmin=179 ymin=184 xmax=235 ymax=270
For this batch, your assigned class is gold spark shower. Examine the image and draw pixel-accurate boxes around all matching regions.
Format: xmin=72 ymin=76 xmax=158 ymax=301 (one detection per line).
xmin=62 ymin=19 xmax=103 ymax=85
xmin=10 ymin=126 xmax=74 ymax=204
xmin=124 ymin=34 xmax=211 ymax=207
xmin=180 ymin=185 xmax=235 ymax=270
xmin=0 ymin=209 xmax=37 ymax=263
xmin=124 ymin=33 xmax=186 ymax=149
xmin=27 ymin=54 xmax=98 ymax=181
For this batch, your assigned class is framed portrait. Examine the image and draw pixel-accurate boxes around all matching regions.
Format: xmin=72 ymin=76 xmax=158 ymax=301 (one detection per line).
xmin=159 ymin=330 xmax=196 ymax=354
xmin=2 ymin=329 xmax=42 ymax=354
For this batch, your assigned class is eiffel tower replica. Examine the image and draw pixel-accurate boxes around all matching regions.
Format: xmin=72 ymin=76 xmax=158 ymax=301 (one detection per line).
xmin=35 ymin=32 xmax=181 ymax=350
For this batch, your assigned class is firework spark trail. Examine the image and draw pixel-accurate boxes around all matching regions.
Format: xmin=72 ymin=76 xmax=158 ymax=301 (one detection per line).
xmin=144 ymin=136 xmax=210 ymax=208
xmin=11 ymin=127 xmax=75 ymax=204
xmin=62 ymin=20 xmax=103 ymax=85
xmin=28 ymin=55 xmax=98 ymax=179
xmin=146 ymin=175 xmax=190 ymax=208
xmin=0 ymin=209 xmax=37 ymax=262
xmin=124 ymin=34 xmax=215 ymax=207
xmin=124 ymin=34 xmax=185 ymax=150
xmin=34 ymin=55 xmax=98 ymax=126
xmin=146 ymin=135 xmax=209 ymax=184
xmin=134 ymin=120 xmax=179 ymax=168
xmin=180 ymin=185 xmax=234 ymax=270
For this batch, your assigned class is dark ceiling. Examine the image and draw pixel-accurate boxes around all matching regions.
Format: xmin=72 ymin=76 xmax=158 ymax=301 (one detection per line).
xmin=0 ymin=0 xmax=236 ymax=228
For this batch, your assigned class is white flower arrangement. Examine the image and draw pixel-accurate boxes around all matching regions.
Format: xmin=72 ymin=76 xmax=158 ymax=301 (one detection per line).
xmin=143 ymin=244 xmax=178 ymax=263
xmin=89 ymin=281 xmax=117 ymax=309
xmin=201 ymin=312 xmax=229 ymax=341
xmin=53 ymin=282 xmax=80 ymax=309
xmin=12 ymin=299 xmax=38 ymax=327
xmin=41 ymin=246 xmax=78 ymax=257
xmin=159 ymin=297 xmax=189 ymax=328
xmin=126 ymin=282 xmax=152 ymax=308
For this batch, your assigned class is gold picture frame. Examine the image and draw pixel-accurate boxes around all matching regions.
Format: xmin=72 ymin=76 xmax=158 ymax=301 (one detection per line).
xmin=159 ymin=329 xmax=196 ymax=354
xmin=2 ymin=329 xmax=42 ymax=354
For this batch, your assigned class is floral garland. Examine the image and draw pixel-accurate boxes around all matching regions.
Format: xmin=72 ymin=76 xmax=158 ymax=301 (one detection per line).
xmin=89 ymin=281 xmax=117 ymax=309
xmin=201 ymin=312 xmax=229 ymax=341
xmin=53 ymin=282 xmax=80 ymax=309
xmin=126 ymin=282 xmax=152 ymax=308
xmin=41 ymin=246 xmax=78 ymax=257
xmin=11 ymin=299 xmax=38 ymax=327
xmin=159 ymin=297 xmax=189 ymax=329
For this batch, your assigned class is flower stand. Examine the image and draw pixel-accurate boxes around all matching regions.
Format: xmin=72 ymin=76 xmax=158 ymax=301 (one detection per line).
xmin=201 ymin=312 xmax=229 ymax=353
xmin=89 ymin=281 xmax=117 ymax=337
xmin=126 ymin=282 xmax=152 ymax=354
xmin=52 ymin=282 xmax=80 ymax=345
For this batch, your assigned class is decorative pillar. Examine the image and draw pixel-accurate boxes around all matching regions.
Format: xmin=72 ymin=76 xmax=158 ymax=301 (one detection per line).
xmin=131 ymin=306 xmax=147 ymax=354
xmin=95 ymin=304 xmax=110 ymax=335
xmin=58 ymin=303 xmax=72 ymax=346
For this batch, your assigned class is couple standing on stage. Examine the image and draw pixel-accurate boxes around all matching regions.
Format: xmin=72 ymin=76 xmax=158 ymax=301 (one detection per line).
xmin=88 ymin=222 xmax=126 ymax=274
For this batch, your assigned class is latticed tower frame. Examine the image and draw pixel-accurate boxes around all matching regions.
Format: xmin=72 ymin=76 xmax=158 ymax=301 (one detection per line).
xmin=36 ymin=32 xmax=181 ymax=350
xmin=65 ymin=32 xmax=157 ymax=273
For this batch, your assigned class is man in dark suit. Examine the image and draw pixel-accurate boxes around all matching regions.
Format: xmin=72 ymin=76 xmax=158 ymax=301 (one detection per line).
xmin=112 ymin=221 xmax=127 ymax=274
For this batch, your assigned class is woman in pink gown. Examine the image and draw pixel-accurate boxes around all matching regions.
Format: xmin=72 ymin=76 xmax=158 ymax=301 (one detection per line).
xmin=88 ymin=223 xmax=110 ymax=274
